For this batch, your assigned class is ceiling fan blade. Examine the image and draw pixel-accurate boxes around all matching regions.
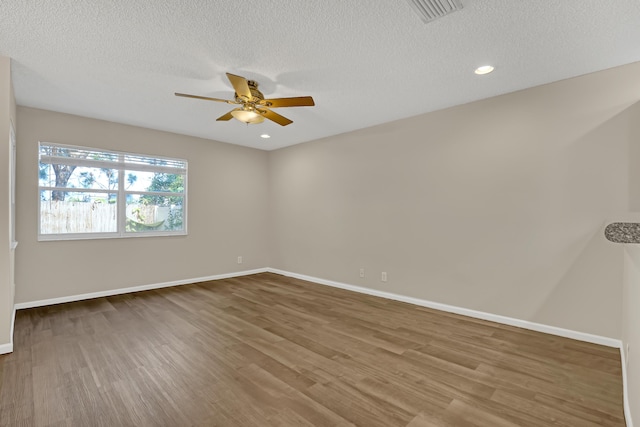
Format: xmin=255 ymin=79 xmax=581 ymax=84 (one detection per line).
xmin=175 ymin=93 xmax=236 ymax=104
xmin=258 ymin=108 xmax=293 ymax=126
xmin=226 ymin=73 xmax=252 ymax=101
xmin=217 ymin=109 xmax=239 ymax=121
xmin=260 ymin=96 xmax=315 ymax=108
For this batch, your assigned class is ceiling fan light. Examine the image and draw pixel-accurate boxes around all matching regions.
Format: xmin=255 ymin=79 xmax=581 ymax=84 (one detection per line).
xmin=231 ymin=109 xmax=265 ymax=124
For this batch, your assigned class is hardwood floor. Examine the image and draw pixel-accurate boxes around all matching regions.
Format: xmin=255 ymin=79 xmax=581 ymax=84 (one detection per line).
xmin=0 ymin=272 xmax=625 ymax=426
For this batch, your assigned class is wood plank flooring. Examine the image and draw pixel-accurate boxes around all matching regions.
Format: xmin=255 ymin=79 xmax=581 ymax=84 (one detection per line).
xmin=0 ymin=272 xmax=626 ymax=426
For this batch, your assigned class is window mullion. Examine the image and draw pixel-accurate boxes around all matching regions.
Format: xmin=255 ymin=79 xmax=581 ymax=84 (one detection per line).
xmin=118 ymin=155 xmax=126 ymax=236
xmin=125 ymin=190 xmax=185 ymax=198
xmin=39 ymin=187 xmax=114 ymax=194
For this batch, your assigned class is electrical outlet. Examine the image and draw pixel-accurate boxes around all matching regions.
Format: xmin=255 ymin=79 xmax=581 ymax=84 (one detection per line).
xmin=360 ymin=268 xmax=365 ymax=278
xmin=381 ymin=272 xmax=387 ymax=282
xmin=237 ymin=256 xmax=243 ymax=264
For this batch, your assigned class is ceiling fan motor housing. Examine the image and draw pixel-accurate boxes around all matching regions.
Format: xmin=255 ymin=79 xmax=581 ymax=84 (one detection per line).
xmin=235 ymin=80 xmax=264 ymax=104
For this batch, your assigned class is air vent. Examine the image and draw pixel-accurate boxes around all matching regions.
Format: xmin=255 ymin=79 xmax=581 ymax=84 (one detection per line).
xmin=405 ymin=0 xmax=463 ymax=23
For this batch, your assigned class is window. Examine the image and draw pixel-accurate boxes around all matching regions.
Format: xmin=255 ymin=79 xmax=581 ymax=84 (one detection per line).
xmin=38 ymin=143 xmax=187 ymax=240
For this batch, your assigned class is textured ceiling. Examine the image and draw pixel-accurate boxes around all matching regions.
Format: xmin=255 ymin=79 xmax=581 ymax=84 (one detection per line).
xmin=2 ymin=0 xmax=640 ymax=150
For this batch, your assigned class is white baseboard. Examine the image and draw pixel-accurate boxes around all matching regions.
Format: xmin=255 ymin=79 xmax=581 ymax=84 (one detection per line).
xmin=621 ymin=346 xmax=634 ymax=427
xmin=14 ymin=268 xmax=269 ymax=310
xmin=267 ymin=268 xmax=622 ymax=348
xmin=0 ymin=307 xmax=16 ymax=355
xmin=0 ymin=342 xmax=12 ymax=355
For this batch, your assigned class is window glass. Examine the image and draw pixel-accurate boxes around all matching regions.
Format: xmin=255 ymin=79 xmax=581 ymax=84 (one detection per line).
xmin=126 ymin=194 xmax=185 ymax=233
xmin=124 ymin=171 xmax=184 ymax=193
xmin=40 ymin=191 xmax=118 ymax=234
xmin=39 ymin=165 xmax=119 ymax=190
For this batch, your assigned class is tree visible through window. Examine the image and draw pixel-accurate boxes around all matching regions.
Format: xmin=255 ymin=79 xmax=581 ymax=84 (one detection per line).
xmin=38 ymin=143 xmax=187 ymax=240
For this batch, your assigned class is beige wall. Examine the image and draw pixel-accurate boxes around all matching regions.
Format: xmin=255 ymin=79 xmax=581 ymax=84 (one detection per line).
xmin=622 ymin=100 xmax=640 ymax=426
xmin=269 ymin=62 xmax=640 ymax=339
xmin=15 ymin=107 xmax=270 ymax=303
xmin=0 ymin=56 xmax=15 ymax=350
xmin=630 ymin=101 xmax=640 ymax=213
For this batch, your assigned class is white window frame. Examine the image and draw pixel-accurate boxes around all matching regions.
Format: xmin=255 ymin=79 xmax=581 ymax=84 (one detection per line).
xmin=38 ymin=142 xmax=188 ymax=241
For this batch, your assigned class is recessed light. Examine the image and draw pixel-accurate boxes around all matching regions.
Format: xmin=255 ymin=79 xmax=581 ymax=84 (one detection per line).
xmin=260 ymin=134 xmax=271 ymax=139
xmin=474 ymin=65 xmax=494 ymax=75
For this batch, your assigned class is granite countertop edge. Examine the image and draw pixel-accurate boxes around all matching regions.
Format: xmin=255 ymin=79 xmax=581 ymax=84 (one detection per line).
xmin=604 ymin=222 xmax=640 ymax=244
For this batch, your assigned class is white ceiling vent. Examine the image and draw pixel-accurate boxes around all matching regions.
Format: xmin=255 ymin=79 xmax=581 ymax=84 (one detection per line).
xmin=405 ymin=0 xmax=463 ymax=23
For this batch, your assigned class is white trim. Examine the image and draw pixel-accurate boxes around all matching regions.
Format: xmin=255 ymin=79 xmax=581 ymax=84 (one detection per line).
xmin=14 ymin=268 xmax=268 ymax=310
xmin=10 ymin=122 xmax=16 ymax=248
xmin=621 ymin=346 xmax=634 ymax=427
xmin=0 ymin=307 xmax=16 ymax=355
xmin=10 ymin=305 xmax=15 ymax=343
xmin=0 ymin=343 xmax=12 ymax=355
xmin=267 ymin=268 xmax=622 ymax=348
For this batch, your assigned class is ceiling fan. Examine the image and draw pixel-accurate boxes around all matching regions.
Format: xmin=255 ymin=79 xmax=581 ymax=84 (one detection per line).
xmin=175 ymin=73 xmax=315 ymax=126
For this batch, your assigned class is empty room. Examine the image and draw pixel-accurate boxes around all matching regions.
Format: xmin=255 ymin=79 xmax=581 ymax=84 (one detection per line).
xmin=1 ymin=1 xmax=639 ymax=426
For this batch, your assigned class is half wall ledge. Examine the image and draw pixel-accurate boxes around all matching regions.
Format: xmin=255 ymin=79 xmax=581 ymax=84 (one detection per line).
xmin=605 ymin=222 xmax=640 ymax=243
